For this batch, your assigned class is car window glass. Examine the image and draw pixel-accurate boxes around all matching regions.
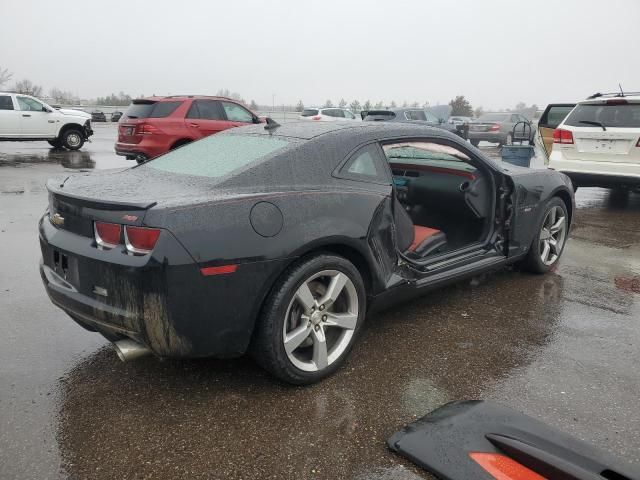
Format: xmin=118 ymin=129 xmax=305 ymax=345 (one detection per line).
xmin=222 ymin=102 xmax=253 ymax=122
xmin=0 ymin=95 xmax=14 ymax=110
xmin=191 ymin=100 xmax=223 ymax=120
xmin=383 ymin=141 xmax=475 ymax=173
xmin=563 ymin=103 xmax=640 ymax=128
xmin=333 ymin=109 xmax=345 ymax=118
xmin=344 ymin=110 xmax=355 ymax=119
xmin=407 ymin=110 xmax=427 ymax=121
xmin=301 ymin=109 xmax=319 ymax=117
xmin=148 ymin=134 xmax=291 ymax=178
xmin=149 ymin=101 xmax=181 ymax=118
xmin=17 ymin=96 xmax=45 ymax=112
xmin=510 ymin=114 xmax=519 ymax=122
xmin=339 ymin=144 xmax=389 ymax=183
xmin=424 ymin=111 xmax=439 ymax=123
xmin=542 ymin=106 xmax=574 ymax=128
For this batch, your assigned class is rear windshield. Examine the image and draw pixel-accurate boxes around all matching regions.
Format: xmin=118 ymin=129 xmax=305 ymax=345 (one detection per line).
xmin=478 ymin=113 xmax=509 ymax=122
xmin=301 ymin=109 xmax=319 ymax=117
xmin=147 ymin=134 xmax=290 ymax=178
xmin=124 ymin=101 xmax=182 ymax=119
xmin=564 ymin=103 xmax=640 ymax=128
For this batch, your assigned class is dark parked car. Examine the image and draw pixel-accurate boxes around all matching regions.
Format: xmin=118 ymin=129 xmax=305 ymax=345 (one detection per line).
xmin=40 ymin=122 xmax=574 ymax=384
xmin=468 ymin=112 xmax=535 ymax=146
xmin=91 ymin=110 xmax=107 ymax=122
xmin=361 ymin=108 xmax=466 ymax=138
xmin=110 ymin=111 xmax=123 ymax=122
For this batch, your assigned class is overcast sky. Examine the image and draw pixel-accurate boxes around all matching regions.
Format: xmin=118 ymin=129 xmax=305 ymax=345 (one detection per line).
xmin=2 ymin=0 xmax=639 ymax=110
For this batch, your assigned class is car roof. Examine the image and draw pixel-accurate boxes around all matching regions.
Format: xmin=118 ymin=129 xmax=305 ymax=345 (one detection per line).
xmin=226 ymin=120 xmax=455 ymax=141
xmin=579 ymin=95 xmax=640 ymax=104
xmin=134 ymin=95 xmax=239 ymax=102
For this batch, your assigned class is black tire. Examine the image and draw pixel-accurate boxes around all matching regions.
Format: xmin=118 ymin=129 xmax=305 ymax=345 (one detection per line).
xmin=135 ymin=153 xmax=148 ymax=164
xmin=519 ymin=197 xmax=569 ymax=274
xmin=251 ymin=253 xmax=366 ymax=385
xmin=48 ymin=139 xmax=63 ymax=148
xmin=470 ymin=139 xmax=480 ymax=147
xmin=61 ymin=128 xmax=85 ymax=150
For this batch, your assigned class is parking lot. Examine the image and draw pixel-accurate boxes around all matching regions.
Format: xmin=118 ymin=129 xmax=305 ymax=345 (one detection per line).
xmin=1 ymin=124 xmax=639 ymax=479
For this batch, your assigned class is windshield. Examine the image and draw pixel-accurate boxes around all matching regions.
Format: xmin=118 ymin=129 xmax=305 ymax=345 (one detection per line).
xmin=564 ymin=103 xmax=640 ymax=128
xmin=147 ymin=134 xmax=291 ymax=178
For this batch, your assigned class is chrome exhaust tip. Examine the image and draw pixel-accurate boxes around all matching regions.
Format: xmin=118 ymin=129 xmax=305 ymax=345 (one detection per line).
xmin=113 ymin=339 xmax=152 ymax=362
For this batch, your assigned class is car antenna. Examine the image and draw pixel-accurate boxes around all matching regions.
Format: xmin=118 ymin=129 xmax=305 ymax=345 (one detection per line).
xmin=618 ymin=83 xmax=625 ymax=97
xmin=264 ymin=117 xmax=280 ymax=131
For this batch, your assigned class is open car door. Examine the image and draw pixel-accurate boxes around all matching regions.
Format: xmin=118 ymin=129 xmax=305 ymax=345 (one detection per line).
xmin=537 ymin=103 xmax=576 ymax=162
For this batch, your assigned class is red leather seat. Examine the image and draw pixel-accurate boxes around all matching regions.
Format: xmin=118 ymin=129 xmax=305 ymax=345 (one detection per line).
xmin=409 ymin=226 xmax=441 ymax=252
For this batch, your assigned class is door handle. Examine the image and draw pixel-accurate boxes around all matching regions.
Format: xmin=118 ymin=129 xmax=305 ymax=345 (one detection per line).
xmin=188 ymin=123 xmax=200 ymax=128
xmin=22 ymin=114 xmax=31 ymax=117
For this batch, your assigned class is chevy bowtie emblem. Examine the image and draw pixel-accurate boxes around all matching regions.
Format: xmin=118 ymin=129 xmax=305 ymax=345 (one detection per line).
xmin=51 ymin=213 xmax=65 ymax=226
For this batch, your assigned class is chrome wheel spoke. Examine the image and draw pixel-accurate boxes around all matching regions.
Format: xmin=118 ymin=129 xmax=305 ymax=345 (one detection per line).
xmin=318 ymin=272 xmax=348 ymax=308
xmin=295 ymin=282 xmax=316 ymax=313
xmin=541 ymin=240 xmax=551 ymax=263
xmin=311 ymin=327 xmax=328 ymax=369
xmin=550 ymin=215 xmax=565 ymax=234
xmin=284 ymin=324 xmax=312 ymax=354
xmin=324 ymin=312 xmax=357 ymax=330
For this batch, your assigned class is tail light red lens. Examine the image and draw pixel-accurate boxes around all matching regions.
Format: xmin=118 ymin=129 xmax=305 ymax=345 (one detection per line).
xmin=311 ymin=115 xmax=321 ymax=120
xmin=490 ymin=123 xmax=500 ymax=132
xmin=138 ymin=123 xmax=160 ymax=135
xmin=95 ymin=222 xmax=121 ymax=249
xmin=606 ymin=99 xmax=628 ymax=105
xmin=469 ymin=452 xmax=545 ymax=480
xmin=125 ymin=226 xmax=161 ymax=254
xmin=553 ymin=128 xmax=574 ymax=144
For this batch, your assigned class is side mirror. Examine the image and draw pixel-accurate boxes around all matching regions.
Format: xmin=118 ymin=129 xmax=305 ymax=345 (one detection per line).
xmin=252 ymin=116 xmax=261 ymax=124
xmin=43 ymin=107 xmax=51 ymax=112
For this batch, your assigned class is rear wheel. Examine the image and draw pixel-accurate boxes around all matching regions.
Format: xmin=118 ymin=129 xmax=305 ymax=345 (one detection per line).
xmin=252 ymin=254 xmax=365 ymax=384
xmin=61 ymin=128 xmax=84 ymax=150
xmin=470 ymin=139 xmax=480 ymax=147
xmin=520 ymin=197 xmax=569 ymax=274
xmin=48 ymin=139 xmax=63 ymax=148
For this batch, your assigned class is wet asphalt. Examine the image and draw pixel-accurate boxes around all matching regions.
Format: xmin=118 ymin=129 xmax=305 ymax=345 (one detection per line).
xmin=0 ymin=124 xmax=639 ymax=479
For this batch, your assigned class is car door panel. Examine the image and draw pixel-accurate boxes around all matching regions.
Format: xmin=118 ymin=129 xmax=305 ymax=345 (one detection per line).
xmin=184 ymin=100 xmax=227 ymax=138
xmin=220 ymin=101 xmax=255 ymax=128
xmin=537 ymin=103 xmax=576 ymax=161
xmin=17 ymin=96 xmax=56 ymax=137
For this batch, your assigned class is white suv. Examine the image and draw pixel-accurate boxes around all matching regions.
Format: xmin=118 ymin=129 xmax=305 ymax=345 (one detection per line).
xmin=0 ymin=92 xmax=93 ymax=150
xmin=299 ymin=107 xmax=359 ymax=121
xmin=548 ymin=94 xmax=640 ymax=190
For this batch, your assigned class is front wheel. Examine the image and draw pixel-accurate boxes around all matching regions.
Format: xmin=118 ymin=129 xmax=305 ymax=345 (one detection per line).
xmin=520 ymin=197 xmax=569 ymax=274
xmin=470 ymin=139 xmax=480 ymax=147
xmin=251 ymin=254 xmax=366 ymax=384
xmin=61 ymin=129 xmax=85 ymax=150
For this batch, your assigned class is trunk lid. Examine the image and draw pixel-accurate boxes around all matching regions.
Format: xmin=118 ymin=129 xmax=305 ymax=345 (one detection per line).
xmin=561 ymin=127 xmax=640 ymax=163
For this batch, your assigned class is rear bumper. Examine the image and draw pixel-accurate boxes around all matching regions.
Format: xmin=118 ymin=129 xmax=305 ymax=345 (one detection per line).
xmin=39 ymin=214 xmax=288 ymax=358
xmin=114 ymin=139 xmax=169 ymax=159
xmin=549 ymin=153 xmax=640 ymax=187
xmin=467 ymin=131 xmax=505 ymax=143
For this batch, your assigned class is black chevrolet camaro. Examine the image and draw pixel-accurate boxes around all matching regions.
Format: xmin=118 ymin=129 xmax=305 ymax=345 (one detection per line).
xmin=39 ymin=122 xmax=574 ymax=384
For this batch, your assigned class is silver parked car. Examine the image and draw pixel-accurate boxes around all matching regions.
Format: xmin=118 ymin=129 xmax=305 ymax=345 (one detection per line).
xmin=468 ymin=113 xmax=535 ymax=146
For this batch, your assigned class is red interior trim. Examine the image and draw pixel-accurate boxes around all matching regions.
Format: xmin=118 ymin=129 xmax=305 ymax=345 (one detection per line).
xmin=409 ymin=225 xmax=441 ymax=252
xmin=391 ymin=162 xmax=476 ymax=180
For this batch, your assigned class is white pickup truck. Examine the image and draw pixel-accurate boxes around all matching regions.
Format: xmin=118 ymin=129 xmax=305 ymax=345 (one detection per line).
xmin=0 ymin=92 xmax=93 ymax=150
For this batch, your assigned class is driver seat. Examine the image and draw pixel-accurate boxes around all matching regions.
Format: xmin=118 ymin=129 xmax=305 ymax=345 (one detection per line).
xmin=394 ymin=198 xmax=448 ymax=258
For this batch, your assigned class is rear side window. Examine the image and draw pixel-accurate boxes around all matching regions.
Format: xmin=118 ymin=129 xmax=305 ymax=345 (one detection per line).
xmin=406 ymin=110 xmax=427 ymax=121
xmin=539 ymin=105 xmax=574 ymax=128
xmin=187 ymin=100 xmax=224 ymax=120
xmin=564 ymin=103 xmax=640 ymax=128
xmin=323 ymin=109 xmax=344 ymax=118
xmin=125 ymin=101 xmax=182 ymax=119
xmin=0 ymin=95 xmax=13 ymax=110
xmin=221 ymin=101 xmax=253 ymax=122
xmin=148 ymin=134 xmax=291 ymax=178
xmin=338 ymin=143 xmax=389 ymax=184
xmin=301 ymin=109 xmax=319 ymax=117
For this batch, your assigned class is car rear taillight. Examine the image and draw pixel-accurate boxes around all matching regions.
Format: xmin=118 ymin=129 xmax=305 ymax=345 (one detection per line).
xmin=311 ymin=115 xmax=321 ymax=120
xmin=553 ymin=128 xmax=574 ymax=144
xmin=137 ymin=123 xmax=160 ymax=135
xmin=94 ymin=222 xmax=122 ymax=249
xmin=606 ymin=99 xmax=628 ymax=105
xmin=124 ymin=226 xmax=161 ymax=254
xmin=489 ymin=123 xmax=500 ymax=132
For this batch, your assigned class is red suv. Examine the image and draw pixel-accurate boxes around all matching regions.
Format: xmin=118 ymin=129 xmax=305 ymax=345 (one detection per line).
xmin=115 ymin=95 xmax=261 ymax=163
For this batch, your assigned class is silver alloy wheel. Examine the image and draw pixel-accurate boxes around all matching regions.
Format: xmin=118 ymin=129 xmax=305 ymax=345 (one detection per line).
xmin=283 ymin=270 xmax=358 ymax=372
xmin=539 ymin=205 xmax=567 ymax=266
xmin=66 ymin=132 xmax=81 ymax=147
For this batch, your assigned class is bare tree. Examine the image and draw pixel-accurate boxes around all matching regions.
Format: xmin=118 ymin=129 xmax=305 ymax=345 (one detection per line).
xmin=449 ymin=95 xmax=473 ymax=116
xmin=250 ymin=99 xmax=259 ymax=111
xmin=338 ymin=98 xmax=347 ymax=108
xmin=390 ymin=100 xmax=397 ymax=108
xmin=374 ymin=100 xmax=384 ymax=108
xmin=349 ymin=99 xmax=361 ymax=112
xmin=295 ymin=100 xmax=304 ymax=112
xmin=411 ymin=101 xmax=420 ymax=108
xmin=49 ymin=88 xmax=78 ymax=105
xmin=323 ymin=99 xmax=334 ymax=108
xmin=13 ymin=79 xmax=43 ymax=97
xmin=474 ymin=106 xmax=484 ymax=118
xmin=362 ymin=100 xmax=372 ymax=111
xmin=0 ymin=67 xmax=12 ymax=88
